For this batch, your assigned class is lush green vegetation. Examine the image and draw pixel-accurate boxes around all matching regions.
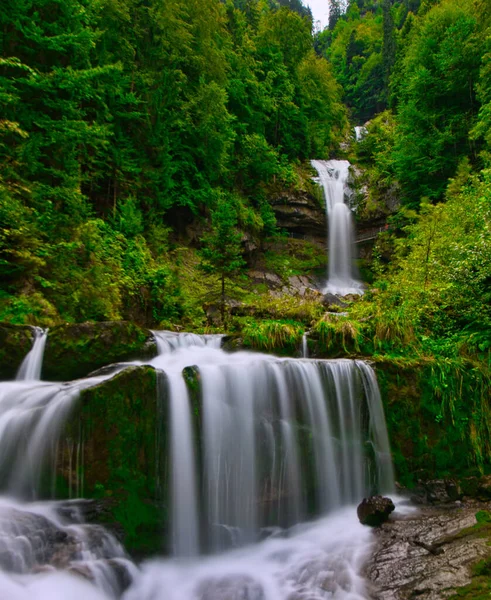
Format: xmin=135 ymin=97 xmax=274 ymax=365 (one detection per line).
xmin=1 ymin=0 xmax=491 ymax=493
xmin=0 ymin=0 xmax=346 ymax=325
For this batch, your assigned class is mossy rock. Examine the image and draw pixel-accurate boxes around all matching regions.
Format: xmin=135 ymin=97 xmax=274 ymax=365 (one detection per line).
xmin=59 ymin=365 xmax=165 ymax=555
xmin=374 ymin=358 xmax=490 ymax=488
xmin=0 ymin=323 xmax=35 ymax=380
xmin=42 ymin=321 xmax=157 ymax=381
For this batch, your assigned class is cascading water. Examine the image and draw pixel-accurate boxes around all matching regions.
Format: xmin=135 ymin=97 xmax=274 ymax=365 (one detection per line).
xmin=354 ymin=126 xmax=368 ymax=142
xmin=0 ymin=328 xmax=396 ymax=600
xmin=16 ymin=327 xmax=48 ymax=381
xmin=312 ymin=159 xmax=364 ymax=296
xmin=0 ymin=335 xmax=137 ymax=598
xmin=147 ymin=332 xmax=393 ymax=557
xmin=301 ymin=332 xmax=308 ymax=358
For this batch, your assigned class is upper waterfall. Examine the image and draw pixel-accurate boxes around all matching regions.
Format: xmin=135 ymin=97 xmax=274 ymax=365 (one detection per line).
xmin=312 ymin=160 xmax=364 ymax=296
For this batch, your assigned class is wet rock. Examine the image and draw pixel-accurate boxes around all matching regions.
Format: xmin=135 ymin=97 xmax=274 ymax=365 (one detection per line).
xmin=357 ymin=496 xmax=395 ymax=527
xmin=411 ymin=480 xmax=462 ymax=505
xmin=43 ymin=321 xmax=156 ymax=381
xmin=248 ymin=270 xmax=283 ymax=289
xmin=63 ymin=366 xmax=164 ymax=555
xmin=0 ymin=506 xmax=78 ymax=572
xmin=270 ymin=189 xmax=326 ymax=244
xmin=366 ymin=503 xmax=491 ymax=600
xmin=322 ymin=294 xmax=349 ymax=308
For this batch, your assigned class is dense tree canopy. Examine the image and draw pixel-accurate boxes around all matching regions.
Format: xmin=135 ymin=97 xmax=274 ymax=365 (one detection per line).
xmin=0 ymin=0 xmax=346 ymax=325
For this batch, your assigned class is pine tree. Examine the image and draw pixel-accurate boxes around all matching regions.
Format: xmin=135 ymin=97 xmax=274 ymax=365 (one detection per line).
xmin=329 ymin=0 xmax=342 ymax=30
xmin=382 ymin=0 xmax=396 ymax=90
xmin=198 ymin=196 xmax=246 ymax=322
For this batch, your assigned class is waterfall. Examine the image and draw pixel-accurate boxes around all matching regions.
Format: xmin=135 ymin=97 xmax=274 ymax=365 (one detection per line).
xmin=148 ymin=332 xmax=393 ymax=556
xmin=354 ymin=126 xmax=368 ymax=142
xmin=0 ymin=328 xmax=395 ymax=600
xmin=16 ymin=327 xmax=48 ymax=381
xmin=312 ymin=159 xmax=364 ymax=296
xmin=301 ymin=333 xmax=308 ymax=358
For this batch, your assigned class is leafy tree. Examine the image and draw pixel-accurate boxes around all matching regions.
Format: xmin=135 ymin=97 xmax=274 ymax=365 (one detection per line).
xmin=382 ymin=0 xmax=396 ymax=89
xmin=392 ymin=0 xmax=484 ymax=206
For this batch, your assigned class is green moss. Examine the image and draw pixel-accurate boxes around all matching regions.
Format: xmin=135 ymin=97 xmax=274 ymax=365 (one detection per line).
xmin=448 ymin=554 xmax=491 ymax=598
xmin=375 ymin=359 xmax=491 ymax=487
xmin=0 ymin=323 xmax=34 ymax=379
xmin=43 ymin=321 xmax=156 ymax=381
xmin=68 ymin=365 xmax=164 ymax=555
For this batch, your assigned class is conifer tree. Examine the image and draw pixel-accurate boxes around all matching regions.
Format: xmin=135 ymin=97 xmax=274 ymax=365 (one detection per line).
xmin=382 ymin=0 xmax=396 ymax=90
xmin=329 ymin=0 xmax=342 ymax=30
xmin=198 ymin=196 xmax=246 ymax=322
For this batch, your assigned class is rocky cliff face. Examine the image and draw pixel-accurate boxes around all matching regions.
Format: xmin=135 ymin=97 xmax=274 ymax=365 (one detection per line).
xmin=270 ymin=187 xmax=326 ymax=246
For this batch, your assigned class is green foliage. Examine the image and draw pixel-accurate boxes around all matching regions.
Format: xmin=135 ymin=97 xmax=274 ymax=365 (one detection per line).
xmin=199 ymin=193 xmax=246 ymax=319
xmin=242 ymin=319 xmax=304 ymax=352
xmin=391 ymin=0 xmax=485 ymax=206
xmin=317 ymin=2 xmax=386 ymax=121
xmin=0 ymin=0 xmax=346 ymax=327
xmin=312 ymin=313 xmax=362 ymax=354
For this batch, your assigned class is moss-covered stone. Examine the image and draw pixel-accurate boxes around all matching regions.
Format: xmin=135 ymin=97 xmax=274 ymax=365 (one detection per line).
xmin=59 ymin=365 xmax=164 ymax=555
xmin=374 ymin=359 xmax=491 ymax=488
xmin=0 ymin=323 xmax=35 ymax=380
xmin=42 ymin=321 xmax=157 ymax=381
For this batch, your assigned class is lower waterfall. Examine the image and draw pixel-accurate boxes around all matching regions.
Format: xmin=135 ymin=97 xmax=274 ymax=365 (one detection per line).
xmin=0 ymin=330 xmax=396 ymax=599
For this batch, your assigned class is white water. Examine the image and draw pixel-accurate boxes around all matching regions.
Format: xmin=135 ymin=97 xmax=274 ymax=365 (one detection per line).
xmin=146 ymin=332 xmax=393 ymax=557
xmin=312 ymin=160 xmax=364 ymax=296
xmin=125 ymin=507 xmax=373 ymax=600
xmin=0 ymin=330 xmax=396 ymax=599
xmin=16 ymin=328 xmax=48 ymax=381
xmin=354 ymin=126 xmax=367 ymax=142
xmin=301 ymin=333 xmax=308 ymax=358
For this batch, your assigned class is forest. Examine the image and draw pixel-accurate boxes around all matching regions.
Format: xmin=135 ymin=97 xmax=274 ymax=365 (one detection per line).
xmin=1 ymin=0 xmax=491 ymax=598
xmin=1 ymin=0 xmax=489 ymax=367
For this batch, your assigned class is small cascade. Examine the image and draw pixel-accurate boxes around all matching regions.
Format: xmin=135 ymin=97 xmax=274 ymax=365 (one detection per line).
xmin=0 ymin=375 xmax=113 ymax=498
xmin=312 ymin=159 xmax=364 ymax=296
xmin=0 ymin=497 xmax=135 ymax=597
xmin=16 ymin=327 xmax=48 ymax=381
xmin=152 ymin=331 xmax=223 ymax=354
xmin=301 ymin=333 xmax=308 ymax=358
xmin=354 ymin=125 xmax=368 ymax=142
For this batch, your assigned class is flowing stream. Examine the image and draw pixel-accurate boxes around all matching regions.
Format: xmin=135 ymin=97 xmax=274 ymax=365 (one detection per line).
xmin=312 ymin=160 xmax=364 ymax=296
xmin=0 ymin=329 xmax=396 ymax=599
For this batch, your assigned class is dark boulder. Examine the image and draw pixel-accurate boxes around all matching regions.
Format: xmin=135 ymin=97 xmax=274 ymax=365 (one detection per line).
xmin=357 ymin=495 xmax=395 ymax=527
xmin=410 ymin=479 xmax=462 ymax=505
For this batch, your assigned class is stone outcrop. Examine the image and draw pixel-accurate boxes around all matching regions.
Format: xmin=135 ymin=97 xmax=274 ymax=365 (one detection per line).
xmin=357 ymin=495 xmax=395 ymax=526
xmin=270 ymin=189 xmax=326 ymax=245
xmin=366 ymin=503 xmax=491 ymax=599
xmin=58 ymin=365 xmax=164 ymax=554
xmin=42 ymin=321 xmax=156 ymax=381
